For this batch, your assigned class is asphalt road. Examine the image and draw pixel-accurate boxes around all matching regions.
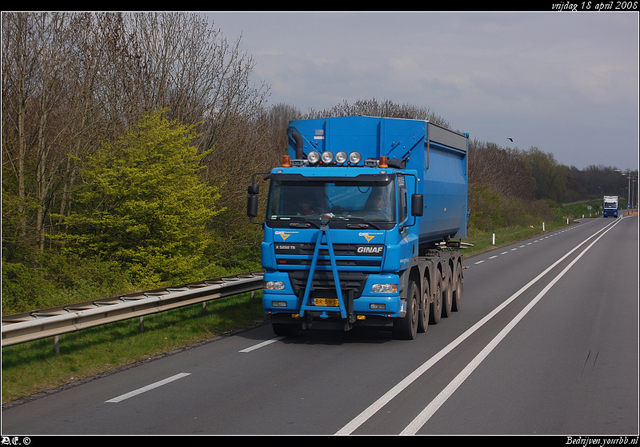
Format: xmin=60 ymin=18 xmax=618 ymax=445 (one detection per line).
xmin=2 ymin=215 xmax=638 ymax=435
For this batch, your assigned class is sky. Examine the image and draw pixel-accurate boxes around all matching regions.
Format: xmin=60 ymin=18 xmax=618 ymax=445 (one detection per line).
xmin=204 ymin=12 xmax=638 ymax=171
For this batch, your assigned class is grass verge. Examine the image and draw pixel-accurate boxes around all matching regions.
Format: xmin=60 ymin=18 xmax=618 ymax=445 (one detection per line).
xmin=462 ymin=218 xmax=574 ymax=258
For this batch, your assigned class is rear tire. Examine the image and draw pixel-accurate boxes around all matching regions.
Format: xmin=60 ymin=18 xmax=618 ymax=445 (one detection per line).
xmin=452 ymin=263 xmax=463 ymax=312
xmin=429 ymin=274 xmax=442 ymax=325
xmin=442 ymin=266 xmax=453 ymax=318
xmin=418 ymin=279 xmax=430 ymax=333
xmin=393 ymin=280 xmax=418 ymax=340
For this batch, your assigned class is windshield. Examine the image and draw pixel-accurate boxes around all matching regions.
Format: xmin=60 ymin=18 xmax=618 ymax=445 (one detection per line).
xmin=266 ymin=176 xmax=396 ymax=228
xmin=604 ymin=202 xmax=616 ymax=208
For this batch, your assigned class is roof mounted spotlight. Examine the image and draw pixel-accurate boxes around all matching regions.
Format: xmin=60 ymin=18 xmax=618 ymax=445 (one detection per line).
xmin=307 ymin=150 xmax=320 ymax=164
xmin=349 ymin=151 xmax=362 ymax=165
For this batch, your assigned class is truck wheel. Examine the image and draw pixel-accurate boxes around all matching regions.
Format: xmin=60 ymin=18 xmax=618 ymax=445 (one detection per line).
xmin=429 ymin=275 xmax=442 ymax=325
xmin=452 ymin=264 xmax=463 ymax=312
xmin=393 ymin=280 xmax=418 ymax=340
xmin=442 ymin=266 xmax=453 ymax=318
xmin=418 ymin=280 xmax=430 ymax=333
xmin=272 ymin=323 xmax=301 ymax=337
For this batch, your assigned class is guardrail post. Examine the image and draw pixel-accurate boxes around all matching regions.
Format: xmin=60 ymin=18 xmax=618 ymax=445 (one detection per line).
xmin=139 ymin=316 xmax=144 ymax=333
xmin=54 ymin=335 xmax=60 ymax=355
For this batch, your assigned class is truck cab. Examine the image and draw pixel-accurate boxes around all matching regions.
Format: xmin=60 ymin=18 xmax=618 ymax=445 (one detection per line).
xmin=259 ymin=163 xmax=420 ymax=329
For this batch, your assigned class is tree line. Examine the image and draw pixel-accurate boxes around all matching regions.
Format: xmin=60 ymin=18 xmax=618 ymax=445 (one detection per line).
xmin=1 ymin=12 xmax=635 ymax=313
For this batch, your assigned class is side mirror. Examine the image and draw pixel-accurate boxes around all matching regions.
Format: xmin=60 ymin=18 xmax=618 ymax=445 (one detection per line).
xmin=247 ymin=184 xmax=259 ymax=218
xmin=246 ymin=172 xmax=271 ymax=224
xmin=411 ymin=194 xmax=424 ymax=217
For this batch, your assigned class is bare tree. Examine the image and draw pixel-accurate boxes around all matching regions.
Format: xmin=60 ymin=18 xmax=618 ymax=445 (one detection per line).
xmin=2 ymin=12 xmax=271 ymax=259
xmin=2 ymin=12 xmax=38 ymax=241
xmin=305 ymin=98 xmax=451 ymax=128
xmin=31 ymin=13 xmax=72 ymax=250
xmin=468 ymin=139 xmax=536 ymax=202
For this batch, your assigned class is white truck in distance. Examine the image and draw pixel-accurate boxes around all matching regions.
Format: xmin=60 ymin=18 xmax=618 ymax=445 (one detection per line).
xmin=603 ymin=195 xmax=618 ymax=218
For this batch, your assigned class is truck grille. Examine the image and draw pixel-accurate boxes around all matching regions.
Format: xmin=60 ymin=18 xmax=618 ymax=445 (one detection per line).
xmin=275 ymin=243 xmax=383 ymax=300
xmin=288 ymin=270 xmax=369 ymax=300
xmin=274 ymin=243 xmax=383 ymax=267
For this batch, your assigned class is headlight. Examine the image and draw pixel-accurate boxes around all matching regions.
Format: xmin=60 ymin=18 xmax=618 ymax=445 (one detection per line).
xmin=307 ymin=150 xmax=320 ymax=164
xmin=372 ymin=284 xmax=398 ymax=294
xmin=321 ymin=151 xmax=334 ymax=164
xmin=335 ymin=151 xmax=348 ymax=164
xmin=264 ymin=281 xmax=285 ymax=290
xmin=349 ymin=151 xmax=362 ymax=164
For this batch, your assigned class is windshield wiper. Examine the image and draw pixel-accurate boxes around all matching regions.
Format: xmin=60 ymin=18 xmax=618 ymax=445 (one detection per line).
xmin=342 ymin=217 xmax=381 ymax=230
xmin=347 ymin=223 xmax=375 ymax=229
xmin=283 ymin=216 xmax=320 ymax=228
xmin=289 ymin=221 xmax=320 ymax=228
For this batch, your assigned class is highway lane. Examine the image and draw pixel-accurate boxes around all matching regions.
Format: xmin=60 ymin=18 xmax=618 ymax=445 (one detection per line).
xmin=420 ymin=216 xmax=638 ymax=435
xmin=2 ymin=215 xmax=638 ymax=435
xmin=341 ymin=215 xmax=638 ymax=435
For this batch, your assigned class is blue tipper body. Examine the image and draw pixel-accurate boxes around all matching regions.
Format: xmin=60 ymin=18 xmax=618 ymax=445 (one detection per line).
xmin=249 ymin=115 xmax=469 ymax=338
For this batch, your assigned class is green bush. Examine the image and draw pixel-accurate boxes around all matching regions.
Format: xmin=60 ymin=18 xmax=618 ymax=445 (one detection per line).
xmin=1 ymin=253 xmax=134 ymax=315
xmin=57 ymin=110 xmax=224 ymax=287
xmin=468 ymin=183 xmax=504 ymax=233
xmin=2 ymin=262 xmax=58 ymax=314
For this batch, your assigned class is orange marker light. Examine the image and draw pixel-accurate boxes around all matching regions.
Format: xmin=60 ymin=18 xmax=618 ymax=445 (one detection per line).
xmin=379 ymin=156 xmax=388 ymax=168
xmin=282 ymin=155 xmax=291 ymax=167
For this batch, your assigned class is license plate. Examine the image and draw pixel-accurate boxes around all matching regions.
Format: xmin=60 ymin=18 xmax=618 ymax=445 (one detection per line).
xmin=313 ymin=298 xmax=339 ymax=307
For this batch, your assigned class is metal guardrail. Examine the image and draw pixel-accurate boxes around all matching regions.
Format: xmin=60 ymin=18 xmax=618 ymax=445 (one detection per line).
xmin=1 ymin=271 xmax=264 ymax=348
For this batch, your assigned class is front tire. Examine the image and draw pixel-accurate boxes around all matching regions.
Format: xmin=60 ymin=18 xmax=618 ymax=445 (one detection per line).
xmin=272 ymin=323 xmax=301 ymax=337
xmin=394 ymin=280 xmax=419 ymax=340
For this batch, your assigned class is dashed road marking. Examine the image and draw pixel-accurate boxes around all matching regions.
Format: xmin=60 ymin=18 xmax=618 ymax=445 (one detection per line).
xmin=105 ymin=373 xmax=191 ymax=403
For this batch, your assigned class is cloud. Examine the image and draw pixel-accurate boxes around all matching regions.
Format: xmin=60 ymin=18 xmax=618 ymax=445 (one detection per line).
xmin=208 ymin=12 xmax=638 ymax=169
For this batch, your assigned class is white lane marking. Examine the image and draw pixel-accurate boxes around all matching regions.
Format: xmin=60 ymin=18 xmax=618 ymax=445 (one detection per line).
xmin=105 ymin=373 xmax=191 ymax=403
xmin=468 ymin=222 xmax=595 ymax=268
xmin=400 ymin=216 xmax=622 ymax=435
xmin=239 ymin=336 xmax=285 ymax=353
xmin=335 ymin=218 xmax=621 ymax=435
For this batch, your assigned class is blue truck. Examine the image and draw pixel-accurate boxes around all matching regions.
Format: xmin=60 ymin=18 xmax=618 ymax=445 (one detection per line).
xmin=603 ymin=195 xmax=619 ymax=217
xmin=247 ymin=116 xmax=469 ymax=340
